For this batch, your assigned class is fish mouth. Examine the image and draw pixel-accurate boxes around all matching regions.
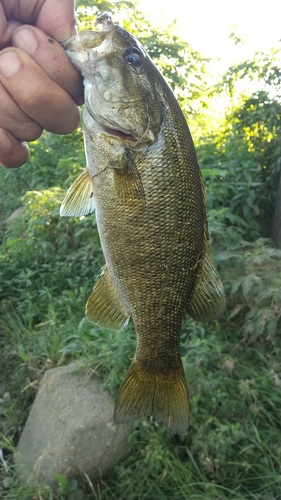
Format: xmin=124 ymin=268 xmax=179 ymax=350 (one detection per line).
xmin=101 ymin=124 xmax=136 ymax=141
xmin=84 ymin=98 xmax=137 ymax=141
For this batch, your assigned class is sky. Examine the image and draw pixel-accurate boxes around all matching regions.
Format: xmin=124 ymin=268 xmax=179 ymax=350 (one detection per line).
xmin=136 ymin=0 xmax=281 ymax=73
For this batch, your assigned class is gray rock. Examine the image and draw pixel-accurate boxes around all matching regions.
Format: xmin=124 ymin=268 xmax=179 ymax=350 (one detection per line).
xmin=15 ymin=362 xmax=132 ymax=487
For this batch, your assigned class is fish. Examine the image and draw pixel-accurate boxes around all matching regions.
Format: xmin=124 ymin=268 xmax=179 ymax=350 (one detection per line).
xmin=60 ymin=12 xmax=225 ymax=435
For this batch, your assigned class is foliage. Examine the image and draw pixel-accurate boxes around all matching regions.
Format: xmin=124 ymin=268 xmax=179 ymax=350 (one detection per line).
xmin=198 ymin=89 xmax=281 ymax=241
xmin=223 ymin=239 xmax=281 ymax=340
xmin=220 ymin=44 xmax=281 ymax=98
xmin=0 ymin=2 xmax=281 ymax=500
xmin=0 ymin=187 xmax=102 ymax=327
xmin=197 ymin=44 xmax=281 ymax=243
xmin=0 ymin=128 xmax=85 ymax=244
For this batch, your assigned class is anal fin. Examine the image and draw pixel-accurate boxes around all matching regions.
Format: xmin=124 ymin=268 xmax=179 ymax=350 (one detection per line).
xmin=86 ymin=266 xmax=130 ymax=331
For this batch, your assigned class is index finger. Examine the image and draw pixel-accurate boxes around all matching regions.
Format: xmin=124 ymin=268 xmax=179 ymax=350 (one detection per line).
xmin=1 ymin=0 xmax=76 ymax=43
xmin=35 ymin=0 xmax=77 ymax=41
xmin=0 ymin=3 xmax=21 ymax=48
xmin=13 ymin=25 xmax=84 ymax=105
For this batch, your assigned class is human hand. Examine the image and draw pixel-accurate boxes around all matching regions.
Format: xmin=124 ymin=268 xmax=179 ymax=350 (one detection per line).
xmin=0 ymin=0 xmax=84 ymax=168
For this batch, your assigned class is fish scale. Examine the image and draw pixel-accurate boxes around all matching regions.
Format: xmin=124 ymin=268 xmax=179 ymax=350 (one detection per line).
xmin=60 ymin=12 xmax=225 ymax=434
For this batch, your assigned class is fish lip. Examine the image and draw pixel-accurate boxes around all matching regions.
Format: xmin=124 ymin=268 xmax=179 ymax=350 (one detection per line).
xmin=95 ymin=12 xmax=114 ymax=33
xmin=100 ymin=124 xmax=136 ymax=141
xmin=99 ymin=124 xmax=154 ymax=147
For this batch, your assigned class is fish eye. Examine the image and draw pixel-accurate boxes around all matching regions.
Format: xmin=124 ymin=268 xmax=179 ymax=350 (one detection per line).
xmin=124 ymin=47 xmax=143 ymax=68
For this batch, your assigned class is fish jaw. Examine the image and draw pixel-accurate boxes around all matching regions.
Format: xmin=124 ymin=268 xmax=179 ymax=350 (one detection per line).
xmin=62 ymin=17 xmax=162 ymax=146
xmin=62 ymin=13 xmax=115 ymax=76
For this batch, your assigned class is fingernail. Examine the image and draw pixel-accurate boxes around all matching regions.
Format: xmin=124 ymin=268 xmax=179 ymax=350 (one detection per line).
xmin=0 ymin=130 xmax=12 ymax=152
xmin=0 ymin=51 xmax=21 ymax=77
xmin=13 ymin=27 xmax=38 ymax=55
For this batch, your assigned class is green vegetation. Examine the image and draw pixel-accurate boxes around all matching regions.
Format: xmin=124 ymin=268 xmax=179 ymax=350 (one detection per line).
xmin=0 ymin=2 xmax=281 ymax=499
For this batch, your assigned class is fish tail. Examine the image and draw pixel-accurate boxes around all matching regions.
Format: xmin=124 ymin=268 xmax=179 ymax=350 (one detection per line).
xmin=113 ymin=359 xmax=189 ymax=435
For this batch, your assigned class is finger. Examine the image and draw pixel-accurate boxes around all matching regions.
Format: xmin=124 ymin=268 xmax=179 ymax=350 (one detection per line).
xmin=13 ymin=25 xmax=84 ymax=105
xmin=0 ymin=48 xmax=80 ymax=135
xmin=0 ymin=128 xmax=30 ymax=168
xmin=0 ymin=82 xmax=43 ymax=141
xmin=0 ymin=3 xmax=22 ymax=48
xmin=36 ymin=0 xmax=77 ymax=41
xmin=1 ymin=0 xmax=77 ymax=42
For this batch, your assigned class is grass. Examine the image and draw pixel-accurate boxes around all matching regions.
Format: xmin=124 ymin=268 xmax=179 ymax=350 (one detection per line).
xmin=0 ymin=298 xmax=280 ymax=499
xmin=0 ymin=148 xmax=280 ymax=499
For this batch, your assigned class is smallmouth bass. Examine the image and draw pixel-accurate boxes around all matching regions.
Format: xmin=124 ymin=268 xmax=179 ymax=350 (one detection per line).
xmin=61 ymin=13 xmax=225 ymax=434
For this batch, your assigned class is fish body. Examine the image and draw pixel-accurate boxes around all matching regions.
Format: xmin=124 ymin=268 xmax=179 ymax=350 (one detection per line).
xmin=61 ymin=13 xmax=225 ymax=434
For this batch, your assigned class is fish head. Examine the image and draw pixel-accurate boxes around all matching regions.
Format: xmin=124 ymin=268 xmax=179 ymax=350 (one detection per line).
xmin=63 ymin=12 xmax=163 ymax=146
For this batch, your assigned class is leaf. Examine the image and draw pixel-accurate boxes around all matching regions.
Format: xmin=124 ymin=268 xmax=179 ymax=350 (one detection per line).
xmin=17 ymin=345 xmax=30 ymax=362
xmin=231 ymin=281 xmax=241 ymax=295
xmin=229 ymin=304 xmax=244 ymax=319
xmin=241 ymin=275 xmax=262 ymax=301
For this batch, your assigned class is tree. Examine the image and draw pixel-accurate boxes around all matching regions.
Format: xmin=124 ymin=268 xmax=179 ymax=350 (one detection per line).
xmin=272 ymin=168 xmax=281 ymax=247
xmin=199 ymin=46 xmax=281 ymax=244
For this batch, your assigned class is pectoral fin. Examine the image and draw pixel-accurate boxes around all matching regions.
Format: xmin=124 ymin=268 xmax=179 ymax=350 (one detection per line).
xmin=60 ymin=169 xmax=95 ymax=217
xmin=112 ymin=148 xmax=145 ymax=208
xmin=86 ymin=266 xmax=130 ymax=331
xmin=187 ymin=252 xmax=226 ymax=321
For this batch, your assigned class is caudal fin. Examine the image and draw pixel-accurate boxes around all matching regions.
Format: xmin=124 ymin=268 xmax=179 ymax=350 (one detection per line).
xmin=113 ymin=359 xmax=189 ymax=435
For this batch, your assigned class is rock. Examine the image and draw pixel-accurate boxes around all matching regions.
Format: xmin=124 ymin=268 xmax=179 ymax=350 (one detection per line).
xmin=15 ymin=362 xmax=132 ymax=488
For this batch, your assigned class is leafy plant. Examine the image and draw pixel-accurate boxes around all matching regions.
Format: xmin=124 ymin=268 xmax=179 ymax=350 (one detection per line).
xmin=1 ymin=3 xmax=281 ymax=500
